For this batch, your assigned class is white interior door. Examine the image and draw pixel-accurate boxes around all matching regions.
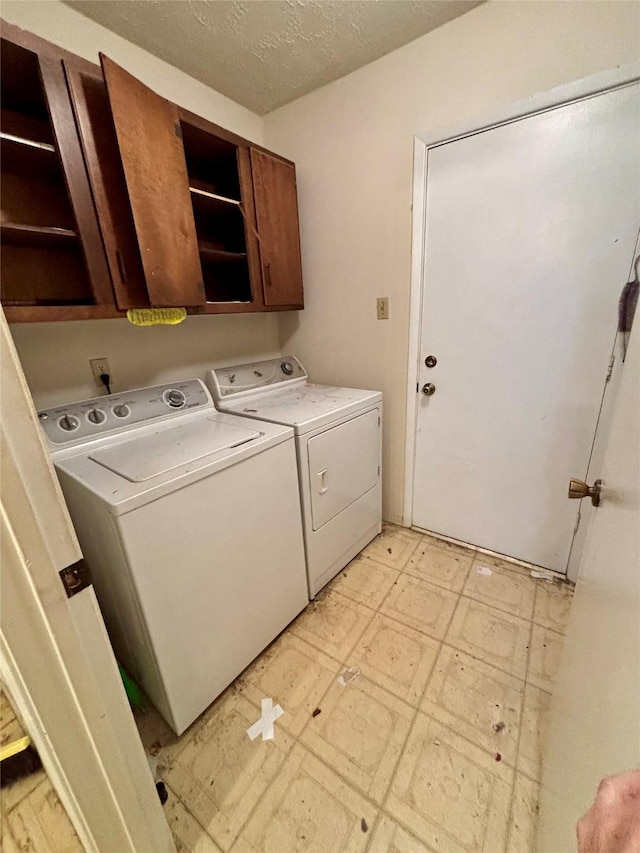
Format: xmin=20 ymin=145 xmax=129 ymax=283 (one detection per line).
xmin=537 ymin=322 xmax=639 ymax=850
xmin=412 ymin=82 xmax=640 ymax=572
xmin=0 ymin=310 xmax=174 ymax=852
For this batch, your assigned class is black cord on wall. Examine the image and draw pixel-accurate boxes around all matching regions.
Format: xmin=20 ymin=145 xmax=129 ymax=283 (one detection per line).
xmin=100 ymin=373 xmax=112 ymax=395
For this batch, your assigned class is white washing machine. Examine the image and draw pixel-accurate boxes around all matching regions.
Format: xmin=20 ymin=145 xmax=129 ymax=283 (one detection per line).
xmin=39 ymin=379 xmax=308 ymax=735
xmin=207 ymin=358 xmax=382 ymax=597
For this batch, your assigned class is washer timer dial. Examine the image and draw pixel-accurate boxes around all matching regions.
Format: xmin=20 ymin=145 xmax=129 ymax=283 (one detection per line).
xmin=112 ymin=403 xmax=131 ymax=419
xmin=281 ymin=361 xmax=294 ymax=376
xmin=58 ymin=414 xmax=80 ymax=432
xmin=86 ymin=408 xmax=107 ymax=425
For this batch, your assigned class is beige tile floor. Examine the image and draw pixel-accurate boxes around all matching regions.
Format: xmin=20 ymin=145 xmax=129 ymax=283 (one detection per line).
xmin=138 ymin=524 xmax=574 ymax=853
xmin=1 ymin=688 xmax=83 ymax=853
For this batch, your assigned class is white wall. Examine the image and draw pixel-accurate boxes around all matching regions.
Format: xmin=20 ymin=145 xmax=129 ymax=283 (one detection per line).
xmin=11 ymin=314 xmax=283 ymax=408
xmin=3 ymin=1 xmax=639 ymax=514
xmin=264 ymin=0 xmax=640 ymax=523
xmin=2 ymin=0 xmax=281 ymax=408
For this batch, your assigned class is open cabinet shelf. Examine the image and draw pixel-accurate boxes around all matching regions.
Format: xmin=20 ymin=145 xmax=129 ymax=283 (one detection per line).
xmin=198 ymin=243 xmax=247 ymax=263
xmin=0 ymin=130 xmax=55 ymax=151
xmin=189 ymin=180 xmax=241 ymax=209
xmin=1 ymin=23 xmax=303 ymax=321
xmin=1 ymin=222 xmax=78 ymax=247
xmin=1 ymin=34 xmax=113 ymax=315
xmin=180 ymin=117 xmax=256 ymax=306
xmin=0 ymin=131 xmax=61 ymax=182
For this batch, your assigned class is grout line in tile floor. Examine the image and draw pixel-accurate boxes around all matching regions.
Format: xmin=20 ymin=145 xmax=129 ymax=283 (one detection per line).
xmin=291 ymin=621 xmax=517 ymax=842
xmin=167 ymin=677 xmax=521 ymax=851
xmin=373 ymin=700 xmax=421 ymax=850
xmin=236 ymin=599 xmax=418 ymax=846
xmin=311 ymin=547 xmax=562 ymax=689
xmin=313 ymin=544 xmax=561 ymax=693
xmin=355 ymin=533 xmax=555 ymax=844
xmin=147 ymin=525 xmax=571 ymax=852
xmin=412 ymin=525 xmax=569 ymax=582
xmin=226 ymin=669 xmax=392 ymax=851
xmin=362 ymin=533 xmax=569 ymax=612
xmin=232 ymin=623 xmax=390 ymax=848
xmin=164 ymin=779 xmax=220 ymax=852
xmin=504 ymin=618 xmax=534 ymax=847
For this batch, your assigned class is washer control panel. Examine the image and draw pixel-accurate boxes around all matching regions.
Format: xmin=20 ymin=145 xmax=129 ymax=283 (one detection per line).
xmin=39 ymin=379 xmax=212 ymax=446
xmin=208 ymin=356 xmax=306 ymax=401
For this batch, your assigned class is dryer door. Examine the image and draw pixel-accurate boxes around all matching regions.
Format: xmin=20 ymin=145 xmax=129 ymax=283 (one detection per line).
xmin=307 ymin=408 xmax=380 ymax=531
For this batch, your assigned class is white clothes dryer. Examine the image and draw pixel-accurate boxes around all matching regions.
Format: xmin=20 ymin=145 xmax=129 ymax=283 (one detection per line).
xmin=207 ymin=358 xmax=382 ymax=597
xmin=40 ymin=379 xmax=308 ymax=734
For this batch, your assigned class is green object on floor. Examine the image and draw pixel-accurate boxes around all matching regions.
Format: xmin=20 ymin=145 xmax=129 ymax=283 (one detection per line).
xmin=118 ymin=662 xmax=144 ymax=710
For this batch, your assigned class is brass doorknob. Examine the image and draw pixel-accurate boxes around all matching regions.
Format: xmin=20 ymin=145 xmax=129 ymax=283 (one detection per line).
xmin=568 ymin=478 xmax=602 ymax=507
xmin=421 ymin=383 xmax=436 ymax=396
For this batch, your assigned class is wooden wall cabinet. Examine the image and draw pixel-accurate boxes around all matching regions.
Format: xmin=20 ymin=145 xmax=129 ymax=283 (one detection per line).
xmin=1 ymin=31 xmax=117 ymax=322
xmin=1 ymin=22 xmax=304 ymax=322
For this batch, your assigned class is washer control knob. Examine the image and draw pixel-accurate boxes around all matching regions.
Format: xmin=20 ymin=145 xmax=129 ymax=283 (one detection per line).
xmin=281 ymin=361 xmax=294 ymax=376
xmin=112 ymin=404 xmax=130 ymax=419
xmin=58 ymin=414 xmax=80 ymax=432
xmin=87 ymin=408 xmax=106 ymax=425
xmin=164 ymin=389 xmax=186 ymax=408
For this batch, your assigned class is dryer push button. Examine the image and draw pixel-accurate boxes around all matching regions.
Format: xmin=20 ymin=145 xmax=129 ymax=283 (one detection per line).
xmin=164 ymin=389 xmax=186 ymax=408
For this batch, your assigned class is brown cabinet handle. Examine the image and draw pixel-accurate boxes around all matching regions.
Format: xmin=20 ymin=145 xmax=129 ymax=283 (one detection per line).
xmin=115 ymin=249 xmax=128 ymax=283
xmin=264 ymin=262 xmax=272 ymax=288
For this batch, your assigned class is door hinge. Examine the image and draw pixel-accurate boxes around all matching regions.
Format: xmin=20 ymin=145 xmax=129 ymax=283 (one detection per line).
xmin=59 ymin=558 xmax=91 ymax=599
xmin=378 ymin=415 xmax=380 ymax=426
xmin=605 ymin=352 xmax=615 ymax=382
xmin=416 ymin=383 xmax=419 ymax=393
xmin=378 ymin=465 xmax=381 ymax=476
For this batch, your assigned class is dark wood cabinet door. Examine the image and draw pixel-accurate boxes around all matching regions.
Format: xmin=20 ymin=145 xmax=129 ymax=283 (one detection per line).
xmin=39 ymin=56 xmax=115 ymax=308
xmin=100 ymin=55 xmax=205 ymax=308
xmin=237 ymin=146 xmax=264 ymax=308
xmin=250 ymin=149 xmax=304 ymax=308
xmin=1 ymin=22 xmax=117 ymax=322
xmin=64 ymin=58 xmax=148 ymax=310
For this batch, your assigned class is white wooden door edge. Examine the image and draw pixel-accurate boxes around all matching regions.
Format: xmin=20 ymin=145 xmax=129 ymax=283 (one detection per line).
xmin=0 ymin=515 xmax=96 ymax=851
xmin=403 ymin=137 xmax=428 ymax=527
xmin=565 ymin=231 xmax=640 ymax=581
xmin=0 ymin=309 xmax=175 ymax=852
xmin=537 ymin=317 xmax=640 ymax=850
xmin=403 ymin=62 xmax=640 ymax=529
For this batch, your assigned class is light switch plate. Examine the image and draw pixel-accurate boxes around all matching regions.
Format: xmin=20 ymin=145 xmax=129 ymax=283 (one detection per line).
xmin=377 ymin=297 xmax=389 ymax=320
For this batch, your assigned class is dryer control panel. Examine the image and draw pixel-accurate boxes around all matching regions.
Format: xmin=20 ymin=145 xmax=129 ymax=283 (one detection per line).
xmin=39 ymin=379 xmax=212 ymax=447
xmin=207 ymin=356 xmax=306 ymax=403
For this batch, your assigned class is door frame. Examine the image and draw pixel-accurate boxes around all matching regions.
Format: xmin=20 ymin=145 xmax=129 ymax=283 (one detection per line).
xmin=403 ymin=63 xmax=640 ymax=562
xmin=0 ymin=309 xmax=175 ymax=852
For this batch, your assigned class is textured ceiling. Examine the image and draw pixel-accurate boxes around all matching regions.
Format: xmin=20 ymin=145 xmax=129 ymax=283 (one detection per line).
xmin=64 ymin=0 xmax=483 ymax=114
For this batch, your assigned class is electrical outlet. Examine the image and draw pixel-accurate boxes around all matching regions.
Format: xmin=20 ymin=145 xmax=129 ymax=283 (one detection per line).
xmin=377 ymin=297 xmax=390 ymax=320
xmin=90 ymin=357 xmax=111 ymax=387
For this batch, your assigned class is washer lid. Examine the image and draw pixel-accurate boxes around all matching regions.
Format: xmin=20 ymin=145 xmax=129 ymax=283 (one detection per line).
xmin=88 ymin=417 xmax=261 ymax=482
